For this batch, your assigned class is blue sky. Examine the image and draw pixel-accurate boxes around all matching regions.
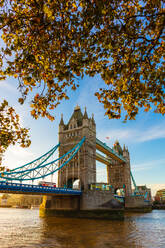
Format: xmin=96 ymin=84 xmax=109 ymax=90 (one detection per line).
xmin=0 ymin=75 xmax=165 ymax=196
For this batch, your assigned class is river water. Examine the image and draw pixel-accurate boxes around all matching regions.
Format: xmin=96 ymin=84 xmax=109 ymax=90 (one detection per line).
xmin=0 ymin=208 xmax=164 ymax=248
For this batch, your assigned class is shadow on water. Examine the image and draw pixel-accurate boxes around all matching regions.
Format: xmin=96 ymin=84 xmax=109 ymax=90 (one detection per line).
xmin=39 ymin=210 xmax=165 ymax=248
xmin=40 ymin=216 xmax=136 ymax=248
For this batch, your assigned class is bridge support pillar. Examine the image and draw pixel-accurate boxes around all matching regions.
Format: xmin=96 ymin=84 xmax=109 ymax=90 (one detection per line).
xmin=125 ymin=195 xmax=152 ymax=212
xmin=40 ymin=191 xmax=124 ymax=220
xmin=39 ymin=195 xmax=80 ymax=217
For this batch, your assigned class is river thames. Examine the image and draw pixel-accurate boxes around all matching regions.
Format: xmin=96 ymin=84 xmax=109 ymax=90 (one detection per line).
xmin=0 ymin=208 xmax=164 ymax=248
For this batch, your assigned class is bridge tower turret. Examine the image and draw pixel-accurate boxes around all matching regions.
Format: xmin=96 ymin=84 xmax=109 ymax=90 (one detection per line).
xmin=107 ymin=142 xmax=132 ymax=196
xmin=122 ymin=145 xmax=132 ymax=195
xmin=58 ymin=106 xmax=96 ymax=190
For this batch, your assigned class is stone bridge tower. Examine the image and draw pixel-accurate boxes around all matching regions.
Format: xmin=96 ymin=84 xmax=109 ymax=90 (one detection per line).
xmin=107 ymin=141 xmax=132 ymax=196
xmin=58 ymin=106 xmax=96 ymax=190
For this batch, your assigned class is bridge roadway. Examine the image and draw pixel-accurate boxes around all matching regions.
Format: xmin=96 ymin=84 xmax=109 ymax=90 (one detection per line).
xmin=0 ymin=181 xmax=126 ymax=204
xmin=0 ymin=181 xmax=82 ymax=196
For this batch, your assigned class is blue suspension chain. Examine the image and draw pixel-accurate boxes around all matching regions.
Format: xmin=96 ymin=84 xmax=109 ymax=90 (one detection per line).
xmin=0 ymin=137 xmax=85 ymax=181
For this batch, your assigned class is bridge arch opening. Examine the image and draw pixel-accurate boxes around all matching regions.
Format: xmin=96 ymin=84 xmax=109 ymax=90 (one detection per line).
xmin=73 ymin=179 xmax=80 ymax=189
xmin=96 ymin=162 xmax=107 ymax=184
xmin=66 ymin=178 xmax=81 ymax=189
xmin=115 ymin=188 xmax=125 ymax=196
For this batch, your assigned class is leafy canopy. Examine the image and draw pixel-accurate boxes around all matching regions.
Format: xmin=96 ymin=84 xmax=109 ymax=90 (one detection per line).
xmin=0 ymin=100 xmax=31 ymax=167
xmin=0 ymin=0 xmax=165 ymax=121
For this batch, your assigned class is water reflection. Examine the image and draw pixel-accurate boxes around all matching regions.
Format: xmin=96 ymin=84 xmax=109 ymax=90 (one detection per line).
xmin=0 ymin=209 xmax=165 ymax=248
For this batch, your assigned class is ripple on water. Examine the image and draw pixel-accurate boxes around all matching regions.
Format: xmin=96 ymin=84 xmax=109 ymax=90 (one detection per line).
xmin=0 ymin=209 xmax=165 ymax=248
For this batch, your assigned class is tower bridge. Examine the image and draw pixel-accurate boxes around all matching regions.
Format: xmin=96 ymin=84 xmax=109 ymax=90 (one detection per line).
xmin=58 ymin=105 xmax=132 ymax=196
xmin=0 ymin=106 xmax=151 ymax=218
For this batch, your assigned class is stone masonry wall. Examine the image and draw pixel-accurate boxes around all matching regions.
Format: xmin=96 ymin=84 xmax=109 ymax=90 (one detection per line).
xmin=80 ymin=190 xmax=123 ymax=210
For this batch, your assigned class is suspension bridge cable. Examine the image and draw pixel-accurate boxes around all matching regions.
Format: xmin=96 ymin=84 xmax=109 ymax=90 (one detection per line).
xmin=3 ymin=143 xmax=60 ymax=175
xmin=0 ymin=137 xmax=85 ymax=181
xmin=8 ymin=143 xmax=60 ymax=172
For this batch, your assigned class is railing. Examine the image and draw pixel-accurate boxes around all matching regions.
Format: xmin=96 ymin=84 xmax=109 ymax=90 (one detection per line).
xmin=96 ymin=138 xmax=126 ymax=162
xmin=0 ymin=181 xmax=82 ymax=195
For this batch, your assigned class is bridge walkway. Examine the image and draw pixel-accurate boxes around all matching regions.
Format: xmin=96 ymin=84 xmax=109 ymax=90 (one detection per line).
xmin=96 ymin=138 xmax=126 ymax=163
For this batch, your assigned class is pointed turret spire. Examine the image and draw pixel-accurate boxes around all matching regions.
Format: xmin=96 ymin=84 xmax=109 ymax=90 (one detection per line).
xmin=91 ymin=113 xmax=95 ymax=124
xmin=59 ymin=113 xmax=64 ymax=125
xmin=74 ymin=105 xmax=80 ymax=111
xmin=83 ymin=107 xmax=88 ymax=119
xmin=114 ymin=140 xmax=123 ymax=156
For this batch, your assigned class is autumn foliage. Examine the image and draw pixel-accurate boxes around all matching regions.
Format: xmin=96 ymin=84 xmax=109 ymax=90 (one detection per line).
xmin=0 ymin=0 xmax=164 ymax=121
xmin=0 ymin=100 xmax=31 ymax=166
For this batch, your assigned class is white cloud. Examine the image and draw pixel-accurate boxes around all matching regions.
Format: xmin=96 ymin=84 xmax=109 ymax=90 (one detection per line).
xmin=13 ymin=104 xmax=31 ymax=127
xmin=0 ymin=80 xmax=16 ymax=92
xmin=132 ymin=158 xmax=165 ymax=172
xmin=137 ymin=125 xmax=165 ymax=142
xmin=8 ymin=145 xmax=33 ymax=158
xmin=98 ymin=128 xmax=134 ymax=143
xmin=98 ymin=122 xmax=165 ymax=145
xmin=2 ymin=145 xmax=35 ymax=170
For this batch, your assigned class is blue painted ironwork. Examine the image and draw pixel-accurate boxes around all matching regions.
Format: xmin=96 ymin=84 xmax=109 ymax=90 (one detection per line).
xmin=0 ymin=137 xmax=85 ymax=181
xmin=144 ymin=191 xmax=148 ymax=199
xmin=130 ymin=171 xmax=139 ymax=194
xmin=10 ymin=143 xmax=60 ymax=172
xmin=0 ymin=181 xmax=82 ymax=195
xmin=3 ymin=144 xmax=60 ymax=176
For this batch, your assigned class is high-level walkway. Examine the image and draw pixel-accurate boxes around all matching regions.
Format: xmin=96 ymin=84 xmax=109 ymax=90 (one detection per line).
xmin=96 ymin=138 xmax=126 ymax=163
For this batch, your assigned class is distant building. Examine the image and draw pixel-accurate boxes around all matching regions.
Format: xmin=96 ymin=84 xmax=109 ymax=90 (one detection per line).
xmin=1 ymin=194 xmax=9 ymax=206
xmin=155 ymin=189 xmax=165 ymax=203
